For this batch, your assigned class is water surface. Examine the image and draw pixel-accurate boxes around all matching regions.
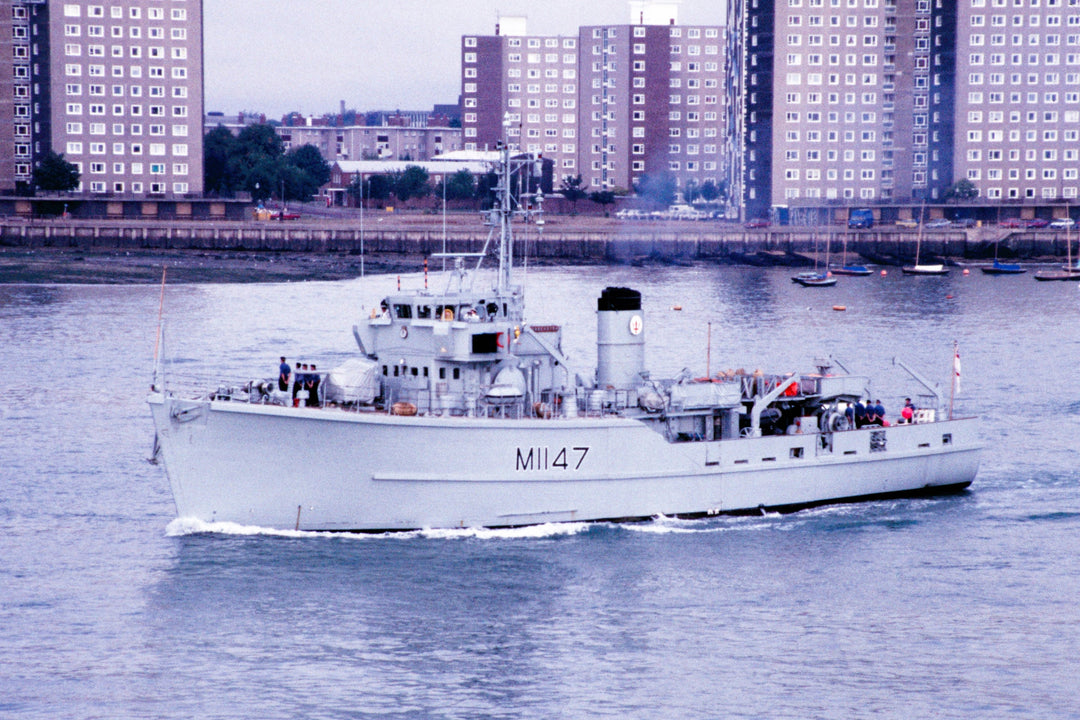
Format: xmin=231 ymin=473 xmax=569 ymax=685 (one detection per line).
xmin=1 ymin=265 xmax=1077 ymax=719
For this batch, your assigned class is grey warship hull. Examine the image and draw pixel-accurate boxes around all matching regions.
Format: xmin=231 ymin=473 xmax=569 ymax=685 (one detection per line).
xmin=149 ymin=395 xmax=979 ymax=531
xmin=148 ymin=146 xmax=980 ymax=532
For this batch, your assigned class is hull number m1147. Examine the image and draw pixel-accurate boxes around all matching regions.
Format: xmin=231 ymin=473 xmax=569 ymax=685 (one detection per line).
xmin=516 ymin=446 xmax=590 ymax=472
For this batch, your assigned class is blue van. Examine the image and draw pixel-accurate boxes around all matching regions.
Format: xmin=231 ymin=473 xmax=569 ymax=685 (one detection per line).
xmin=848 ymin=208 xmax=874 ymax=229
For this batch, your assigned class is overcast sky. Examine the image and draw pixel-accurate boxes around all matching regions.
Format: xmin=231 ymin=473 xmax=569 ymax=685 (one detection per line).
xmin=204 ymin=1 xmax=726 ymax=117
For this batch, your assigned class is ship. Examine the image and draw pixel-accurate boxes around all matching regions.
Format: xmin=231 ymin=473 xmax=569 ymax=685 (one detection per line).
xmin=148 ymin=146 xmax=981 ymax=532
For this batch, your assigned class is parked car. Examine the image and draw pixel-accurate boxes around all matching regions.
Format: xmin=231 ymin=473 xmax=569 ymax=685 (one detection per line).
xmin=925 ymin=218 xmax=952 ymax=229
xmin=953 ymin=218 xmax=977 ymax=228
xmin=999 ymin=218 xmax=1025 ymax=228
xmin=1026 ymin=218 xmax=1050 ymax=229
xmin=256 ymin=206 xmax=301 ymax=221
xmin=895 ymin=218 xmax=918 ymax=229
xmin=666 ymin=204 xmax=708 ymax=221
xmin=744 ymin=218 xmax=770 ymax=229
xmin=1049 ymin=218 xmax=1077 ymax=229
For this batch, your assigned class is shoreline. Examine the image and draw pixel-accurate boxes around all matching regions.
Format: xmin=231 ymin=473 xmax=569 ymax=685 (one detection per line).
xmin=1 ymin=212 xmax=1071 ymax=283
xmin=0 ymin=244 xmax=1068 ymax=285
xmin=0 ymin=246 xmax=612 ymax=284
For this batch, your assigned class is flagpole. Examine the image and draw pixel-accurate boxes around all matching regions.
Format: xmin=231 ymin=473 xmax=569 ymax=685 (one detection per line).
xmin=152 ymin=265 xmax=167 ymax=391
xmin=706 ymin=322 xmax=712 ymax=378
xmin=949 ymin=340 xmax=958 ymax=420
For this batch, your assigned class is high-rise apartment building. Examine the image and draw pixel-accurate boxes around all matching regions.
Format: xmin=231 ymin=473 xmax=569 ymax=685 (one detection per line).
xmin=740 ymin=0 xmax=951 ymax=217
xmin=0 ymin=0 xmax=203 ymax=197
xmin=462 ymin=7 xmax=729 ymax=194
xmin=578 ymin=22 xmax=728 ymax=191
xmin=736 ymin=0 xmax=1080 ymax=218
xmin=461 ymin=17 xmax=582 ymax=178
xmin=1 ymin=0 xmax=42 ymax=194
xmin=953 ymin=0 xmax=1080 ymax=203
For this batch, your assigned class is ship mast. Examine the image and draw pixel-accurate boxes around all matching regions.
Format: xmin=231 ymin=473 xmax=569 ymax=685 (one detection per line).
xmin=496 ymin=140 xmax=515 ymax=293
xmin=482 ymin=135 xmax=543 ymax=295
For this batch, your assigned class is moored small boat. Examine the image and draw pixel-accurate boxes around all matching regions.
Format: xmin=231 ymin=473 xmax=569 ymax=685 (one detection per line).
xmin=830 ymin=265 xmax=873 ymax=277
xmin=901 ymin=264 xmax=949 ymax=276
xmin=980 ymin=260 xmax=1025 ymax=275
xmin=832 ymin=236 xmax=872 ymax=276
xmin=903 ymin=203 xmax=948 ymax=275
xmin=1033 ymin=270 xmax=1080 ymax=281
xmin=792 ymin=271 xmax=838 ymax=287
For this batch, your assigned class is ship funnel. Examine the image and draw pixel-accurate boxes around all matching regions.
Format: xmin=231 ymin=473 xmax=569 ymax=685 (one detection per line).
xmin=596 ymin=287 xmax=645 ymax=389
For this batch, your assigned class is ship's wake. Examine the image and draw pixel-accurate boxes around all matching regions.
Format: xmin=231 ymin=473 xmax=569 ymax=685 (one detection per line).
xmin=166 ymin=501 xmax=922 ymax=541
xmin=165 ymin=516 xmax=594 ymax=540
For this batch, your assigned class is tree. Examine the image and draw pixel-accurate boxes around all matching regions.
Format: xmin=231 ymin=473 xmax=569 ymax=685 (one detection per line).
xmin=634 ymin=172 xmax=677 ymax=206
xmin=203 ymin=126 xmax=238 ymax=195
xmin=33 ymin=151 xmax=81 ymax=192
xmin=683 ymin=179 xmax=701 ymax=204
xmin=560 ymin=174 xmax=588 ymax=213
xmin=245 ymin=156 xmax=282 ymax=202
xmin=365 ymin=174 xmax=394 ymax=202
xmin=284 ymin=144 xmax=331 ymax=202
xmin=700 ymin=180 xmax=720 ymax=203
xmin=288 ymin=144 xmax=331 ymax=188
xmin=230 ymin=124 xmax=287 ymax=199
xmin=393 ymin=165 xmax=431 ymax=202
xmin=475 ymin=170 xmax=499 ymax=208
xmin=235 ymin=124 xmax=285 ymax=160
xmin=205 ymin=124 xmax=331 ymax=202
xmin=944 ymin=179 xmax=979 ymax=202
xmin=437 ymin=169 xmax=475 ymax=201
xmin=589 ymin=190 xmax=617 ymax=216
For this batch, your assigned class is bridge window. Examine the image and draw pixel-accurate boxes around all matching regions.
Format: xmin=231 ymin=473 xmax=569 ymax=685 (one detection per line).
xmin=472 ymin=333 xmax=499 ymax=354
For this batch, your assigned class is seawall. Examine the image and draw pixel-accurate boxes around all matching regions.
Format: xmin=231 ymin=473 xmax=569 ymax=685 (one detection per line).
xmin=0 ymin=218 xmax=1073 ymax=265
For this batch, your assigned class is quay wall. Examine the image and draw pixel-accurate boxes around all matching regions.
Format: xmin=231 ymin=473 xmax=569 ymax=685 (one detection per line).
xmin=0 ymin=219 xmax=1072 ymax=265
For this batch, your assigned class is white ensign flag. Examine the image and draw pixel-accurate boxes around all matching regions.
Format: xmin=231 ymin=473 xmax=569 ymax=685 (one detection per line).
xmin=953 ymin=348 xmax=961 ymax=395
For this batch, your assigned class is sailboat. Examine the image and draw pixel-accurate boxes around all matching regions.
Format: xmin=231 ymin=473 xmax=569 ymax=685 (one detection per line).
xmin=902 ymin=211 xmax=949 ymax=275
xmin=981 ymin=237 xmax=1025 ymax=275
xmin=793 ymin=232 xmax=838 ymax=287
xmin=830 ymin=233 xmax=872 ymax=276
xmin=1035 ymin=222 xmax=1080 ymax=281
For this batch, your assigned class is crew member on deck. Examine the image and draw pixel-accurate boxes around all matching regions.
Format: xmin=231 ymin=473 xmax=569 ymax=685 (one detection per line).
xmin=294 ymin=363 xmax=308 ymax=407
xmin=900 ymin=397 xmax=915 ymax=424
xmin=874 ymin=399 xmax=887 ymax=426
xmin=864 ymin=400 xmax=880 ymax=426
xmin=306 ymin=364 xmax=320 ymax=407
xmin=278 ymin=357 xmax=291 ymax=392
